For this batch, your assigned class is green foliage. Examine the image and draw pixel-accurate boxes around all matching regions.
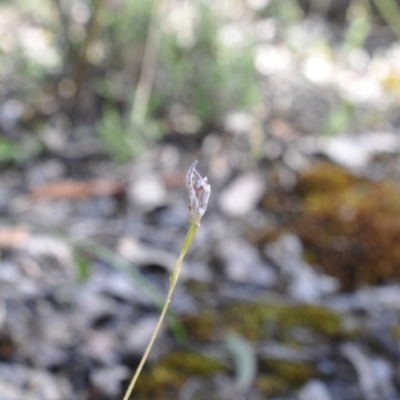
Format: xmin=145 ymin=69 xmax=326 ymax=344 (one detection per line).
xmin=0 ymin=139 xmax=18 ymax=163
xmin=160 ymin=5 xmax=260 ymax=126
xmin=103 ymin=0 xmax=153 ymax=45
xmin=96 ymin=104 xmax=164 ymax=162
xmin=344 ymin=3 xmax=371 ymax=49
xmin=0 ymin=136 xmax=42 ymax=165
xmin=74 ymin=250 xmax=90 ymax=283
xmin=95 ymin=2 xmax=260 ymax=159
xmin=323 ymin=101 xmax=355 ymax=136
xmin=96 ymin=105 xmax=131 ymax=162
xmin=258 ymin=0 xmax=303 ymax=24
xmin=372 ymin=0 xmax=400 ymax=37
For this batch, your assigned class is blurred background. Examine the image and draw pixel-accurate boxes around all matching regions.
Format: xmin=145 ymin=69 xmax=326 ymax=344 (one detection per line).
xmin=2 ymin=0 xmax=400 ymax=399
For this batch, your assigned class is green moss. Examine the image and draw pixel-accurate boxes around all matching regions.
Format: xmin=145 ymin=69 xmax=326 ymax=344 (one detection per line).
xmin=182 ymin=309 xmax=217 ymax=341
xmin=170 ymin=304 xmax=338 ymax=397
xmin=261 ymin=359 xmax=315 ymax=386
xmin=182 ymin=302 xmax=342 ymax=343
xmin=282 ymin=304 xmax=342 ymax=336
xmin=297 ymin=162 xmax=356 ymax=195
xmin=256 ymin=360 xmax=315 ymax=395
xmin=391 ymin=325 xmax=400 ymax=338
xmin=256 ymin=161 xmax=400 ymax=290
xmin=224 ymin=303 xmax=267 ymax=341
xmin=255 ymin=375 xmax=288 ymax=396
xmin=135 ymin=350 xmax=225 ymax=399
xmin=294 ymin=161 xmax=400 ymax=290
xmin=160 ymin=350 xmax=225 ymax=375
xmin=224 ymin=303 xmax=341 ymax=340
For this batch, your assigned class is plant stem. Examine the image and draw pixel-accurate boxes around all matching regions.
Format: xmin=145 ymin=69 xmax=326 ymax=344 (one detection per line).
xmin=122 ymin=223 xmax=198 ymax=400
xmin=130 ymin=0 xmax=169 ymax=128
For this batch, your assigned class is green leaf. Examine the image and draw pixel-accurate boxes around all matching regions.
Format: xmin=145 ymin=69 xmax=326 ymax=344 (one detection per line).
xmin=0 ymin=138 xmax=18 ymax=163
xmin=74 ymin=250 xmax=90 ymax=283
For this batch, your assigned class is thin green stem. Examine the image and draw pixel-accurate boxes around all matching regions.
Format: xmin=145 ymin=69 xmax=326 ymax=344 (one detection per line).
xmin=122 ymin=223 xmax=198 ymax=400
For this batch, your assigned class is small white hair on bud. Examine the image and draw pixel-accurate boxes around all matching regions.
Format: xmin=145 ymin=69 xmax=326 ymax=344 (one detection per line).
xmin=186 ymin=161 xmax=211 ymax=226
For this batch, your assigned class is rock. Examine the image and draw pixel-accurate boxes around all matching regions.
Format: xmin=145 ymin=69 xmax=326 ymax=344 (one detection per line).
xmin=23 ymin=340 xmax=67 ymax=369
xmin=255 ymin=45 xmax=293 ymax=76
xmin=83 ymin=330 xmax=118 ymax=365
xmin=354 ymin=285 xmax=400 ymax=312
xmin=217 ymin=237 xmax=276 ymax=287
xmin=0 ymin=170 xmax=23 ymax=211
xmin=264 ymin=138 xmax=283 ymax=160
xmin=76 ymin=291 xmax=118 ymax=325
xmin=371 ymin=358 xmax=397 ymax=400
xmin=218 ymin=171 xmax=267 ymax=217
xmin=128 ymin=173 xmax=167 ymax=211
xmin=122 ymin=316 xmax=163 ymax=355
xmin=25 ymin=160 xmax=66 ymax=187
xmin=117 ymin=235 xmax=179 ymax=275
xmin=0 ymin=364 xmax=72 ymax=400
xmin=340 ymin=343 xmax=379 ymax=400
xmin=265 ymin=234 xmax=339 ymax=302
xmin=22 ymin=235 xmax=75 ymax=279
xmin=339 ymin=344 xmax=397 ymax=400
xmin=181 ymin=261 xmax=213 ymax=283
xmin=83 ymin=267 xmax=152 ymax=306
xmin=224 ymin=112 xmax=256 ymax=135
xmin=315 ymin=132 xmax=400 ymax=172
xmin=298 ymin=379 xmax=333 ymax=400
xmin=282 ymin=148 xmax=310 ymax=171
xmin=91 ymin=365 xmax=129 ymax=396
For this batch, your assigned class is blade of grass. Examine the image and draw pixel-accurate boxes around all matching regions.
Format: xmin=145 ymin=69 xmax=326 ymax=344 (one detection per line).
xmin=372 ymin=0 xmax=400 ymax=37
xmin=130 ymin=0 xmax=169 ymax=127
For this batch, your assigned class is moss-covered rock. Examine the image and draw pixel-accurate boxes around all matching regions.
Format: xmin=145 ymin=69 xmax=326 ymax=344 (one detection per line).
xmin=183 ymin=303 xmax=342 ymax=342
xmin=294 ymin=161 xmax=400 ymax=290
xmin=256 ymin=161 xmax=400 ymax=290
xmin=134 ymin=350 xmax=226 ymax=399
xmin=256 ymin=359 xmax=315 ymax=395
xmin=255 ymin=375 xmax=288 ymax=396
xmin=261 ymin=359 xmax=315 ymax=386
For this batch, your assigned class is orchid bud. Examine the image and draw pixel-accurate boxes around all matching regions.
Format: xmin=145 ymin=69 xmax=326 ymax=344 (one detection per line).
xmin=186 ymin=161 xmax=211 ymax=226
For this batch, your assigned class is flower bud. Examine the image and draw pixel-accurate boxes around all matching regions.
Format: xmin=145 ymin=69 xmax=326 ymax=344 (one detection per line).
xmin=186 ymin=161 xmax=211 ymax=226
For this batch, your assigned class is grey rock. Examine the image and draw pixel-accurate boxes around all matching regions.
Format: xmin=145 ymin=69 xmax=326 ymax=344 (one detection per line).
xmin=217 ymin=237 xmax=276 ymax=287
xmin=122 ymin=316 xmax=163 ymax=355
xmin=91 ymin=365 xmax=129 ymax=396
xmin=224 ymin=112 xmax=256 ymax=135
xmin=0 ymin=364 xmax=72 ymax=400
xmin=128 ymin=173 xmax=167 ymax=211
xmin=340 ymin=343 xmax=379 ymax=400
xmin=298 ymin=379 xmax=332 ymax=400
xmin=310 ymin=132 xmax=400 ymax=172
xmin=265 ymin=234 xmax=339 ymax=302
xmin=83 ymin=330 xmax=119 ymax=365
xmin=25 ymin=160 xmax=66 ymax=187
xmin=218 ymin=171 xmax=267 ymax=217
